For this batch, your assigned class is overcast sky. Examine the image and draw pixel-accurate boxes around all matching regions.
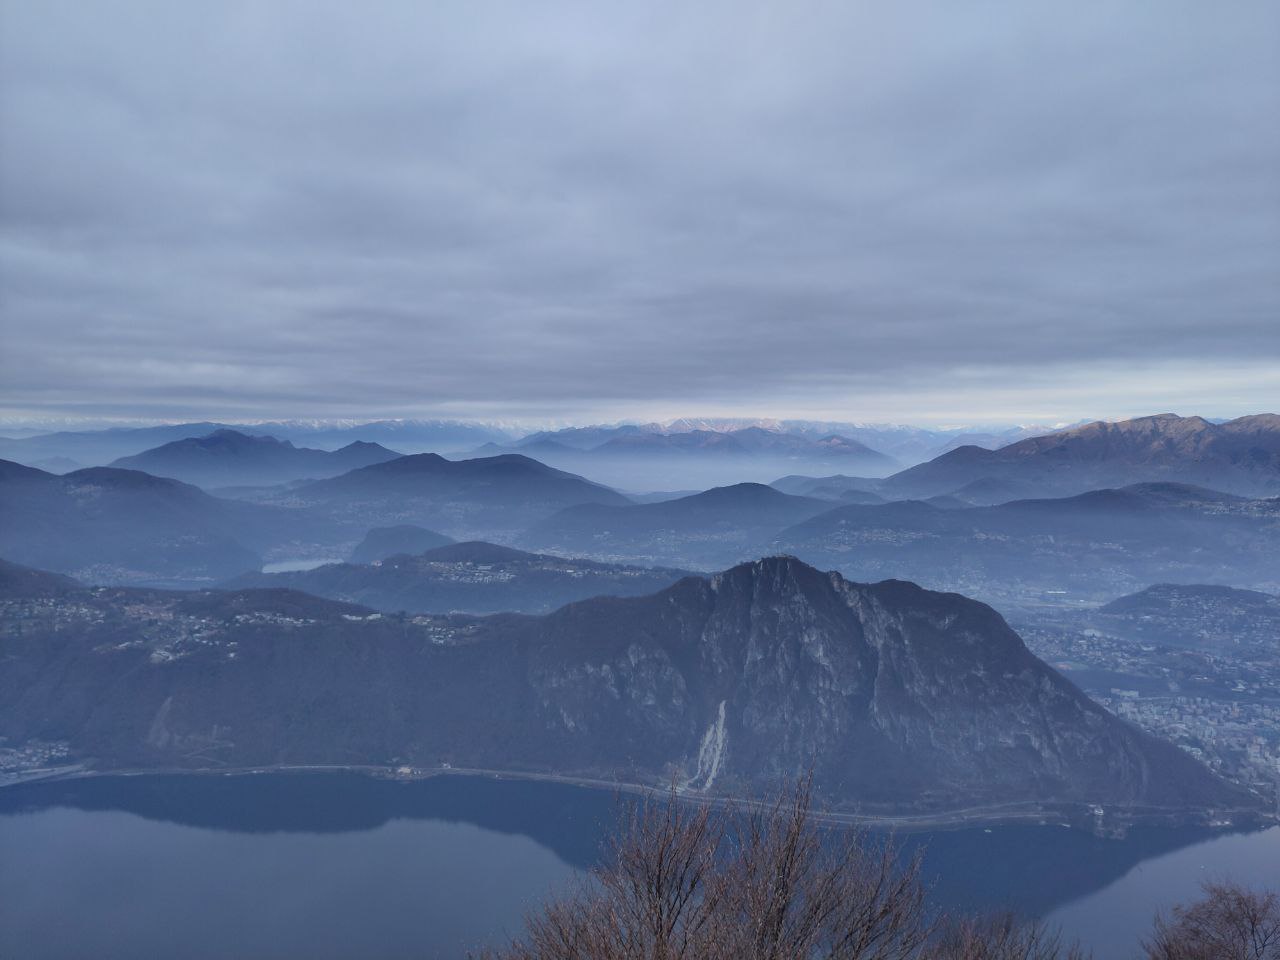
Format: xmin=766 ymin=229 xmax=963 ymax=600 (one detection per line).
xmin=1 ymin=0 xmax=1277 ymax=427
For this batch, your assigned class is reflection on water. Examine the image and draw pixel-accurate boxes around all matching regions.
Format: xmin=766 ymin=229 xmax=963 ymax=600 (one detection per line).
xmin=1048 ymin=825 xmax=1280 ymax=957
xmin=0 ymin=773 xmax=1274 ymax=960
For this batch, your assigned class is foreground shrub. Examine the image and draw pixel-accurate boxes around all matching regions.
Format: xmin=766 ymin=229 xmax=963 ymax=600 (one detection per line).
xmin=478 ymin=780 xmax=1079 ymax=960
xmin=1143 ymin=881 xmax=1279 ymax=960
xmin=479 ymin=780 xmax=1276 ymax=960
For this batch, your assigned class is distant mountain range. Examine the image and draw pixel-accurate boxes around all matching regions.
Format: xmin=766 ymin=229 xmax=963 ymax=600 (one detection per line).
xmin=511 ymin=419 xmax=1068 ymax=467
xmin=524 ymin=474 xmax=1280 ymax=602
xmin=111 ymin=429 xmax=402 ymax=489
xmin=6 ymin=413 xmax=1270 ymax=499
xmin=880 ymin=414 xmax=1280 ymax=501
xmin=0 ymin=417 xmax=1075 ymax=491
xmin=0 ymin=556 xmax=1252 ymax=825
xmin=0 ymin=419 xmax=514 ymax=467
xmin=524 ymin=482 xmax=833 ymax=567
xmin=772 ymin=483 xmax=1280 ymax=605
xmin=7 ymin=413 xmax=1277 ymax=596
xmin=0 ymin=450 xmax=637 ymax=584
xmin=470 ymin=426 xmax=901 ymax=490
xmin=224 ymin=541 xmax=691 ymax=615
xmin=0 ymin=460 xmax=340 ymax=585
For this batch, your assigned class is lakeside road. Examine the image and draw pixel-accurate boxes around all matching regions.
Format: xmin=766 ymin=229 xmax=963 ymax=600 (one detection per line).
xmin=1 ymin=761 xmax=1269 ymax=835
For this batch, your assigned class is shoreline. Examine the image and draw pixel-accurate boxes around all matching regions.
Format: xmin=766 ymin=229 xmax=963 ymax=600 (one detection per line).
xmin=2 ymin=761 xmax=1271 ymax=836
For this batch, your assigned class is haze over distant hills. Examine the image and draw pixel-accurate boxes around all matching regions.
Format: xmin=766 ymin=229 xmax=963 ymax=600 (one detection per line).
xmin=772 ymin=483 xmax=1280 ymax=605
xmin=0 ymin=460 xmax=339 ymax=585
xmin=0 ymin=450 xmax=634 ymax=584
xmin=0 ymin=419 xmax=514 ymax=467
xmin=512 ymin=418 xmax=1066 ymax=467
xmin=0 ymin=417 xmax=1072 ymax=492
xmin=349 ymin=525 xmax=456 ymax=564
xmin=12 ymin=412 xmax=1262 ymax=501
xmin=524 ymin=483 xmax=833 ymax=567
xmin=523 ymin=472 xmax=1280 ymax=601
xmin=0 ymin=556 xmax=1251 ymax=824
xmin=225 ymin=541 xmax=691 ymax=615
xmin=8 ymin=411 xmax=1275 ymax=597
xmin=880 ymin=414 xmax=1280 ymax=501
xmin=474 ymin=425 xmax=902 ymax=489
xmin=260 ymin=452 xmax=632 ymax=541
xmin=771 ymin=475 xmax=888 ymax=502
xmin=111 ymin=429 xmax=402 ymax=489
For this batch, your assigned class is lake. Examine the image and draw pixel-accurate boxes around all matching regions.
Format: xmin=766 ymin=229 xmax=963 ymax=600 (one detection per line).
xmin=260 ymin=558 xmax=345 ymax=574
xmin=1 ymin=773 xmax=1275 ymax=959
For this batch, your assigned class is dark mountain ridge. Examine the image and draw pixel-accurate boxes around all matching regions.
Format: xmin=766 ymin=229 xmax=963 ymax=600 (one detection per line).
xmin=110 ymin=429 xmax=402 ymax=488
xmin=257 ymin=452 xmax=632 ymax=541
xmin=0 ymin=556 xmax=1251 ymax=827
xmin=772 ymin=482 xmax=1280 ymax=604
xmin=882 ymin=413 xmax=1280 ymax=501
xmin=0 ymin=459 xmax=343 ymax=585
xmin=0 ymin=419 xmax=512 ymax=467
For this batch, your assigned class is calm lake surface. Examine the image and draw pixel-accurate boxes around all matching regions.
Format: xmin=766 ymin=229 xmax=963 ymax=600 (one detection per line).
xmin=1 ymin=773 xmax=1275 ymax=960
xmin=260 ymin=557 xmax=344 ymax=573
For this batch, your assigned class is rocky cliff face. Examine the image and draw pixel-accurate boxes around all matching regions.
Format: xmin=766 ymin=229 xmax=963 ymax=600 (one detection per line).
xmin=520 ymin=558 xmax=1235 ymax=813
xmin=0 ymin=557 xmax=1248 ymax=821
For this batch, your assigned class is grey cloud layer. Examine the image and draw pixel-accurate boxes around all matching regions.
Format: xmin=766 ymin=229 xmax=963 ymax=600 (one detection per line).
xmin=1 ymin=0 xmax=1277 ymax=421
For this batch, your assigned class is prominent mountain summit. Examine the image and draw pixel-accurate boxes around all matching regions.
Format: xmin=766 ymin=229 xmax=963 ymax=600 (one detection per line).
xmin=110 ymin=429 xmax=401 ymax=489
xmin=883 ymin=413 xmax=1280 ymax=501
xmin=523 ymin=556 xmax=1241 ymax=814
xmin=0 ymin=556 xmax=1247 ymax=824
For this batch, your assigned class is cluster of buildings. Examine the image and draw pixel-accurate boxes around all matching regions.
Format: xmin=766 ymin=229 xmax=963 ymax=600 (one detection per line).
xmin=1100 ymin=694 xmax=1280 ymax=793
xmin=1017 ymin=614 xmax=1280 ymax=798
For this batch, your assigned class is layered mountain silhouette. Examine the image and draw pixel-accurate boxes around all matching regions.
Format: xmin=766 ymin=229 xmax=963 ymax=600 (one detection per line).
xmin=0 ymin=419 xmax=511 ymax=468
xmin=224 ymin=541 xmax=691 ymax=614
xmin=0 ymin=556 xmax=1250 ymax=823
xmin=271 ymin=453 xmax=631 ymax=539
xmin=771 ymin=474 xmax=887 ymax=502
xmin=111 ymin=429 xmax=402 ymax=488
xmin=772 ymin=483 xmax=1280 ymax=603
xmin=472 ymin=426 xmax=901 ymax=490
xmin=0 ymin=459 xmax=339 ymax=585
xmin=0 ymin=451 xmax=634 ymax=583
xmin=880 ymin=414 xmax=1280 ymax=501
xmin=0 ymin=421 xmax=235 ymax=466
xmin=349 ymin=525 xmax=456 ymax=564
xmin=524 ymin=483 xmax=833 ymax=567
